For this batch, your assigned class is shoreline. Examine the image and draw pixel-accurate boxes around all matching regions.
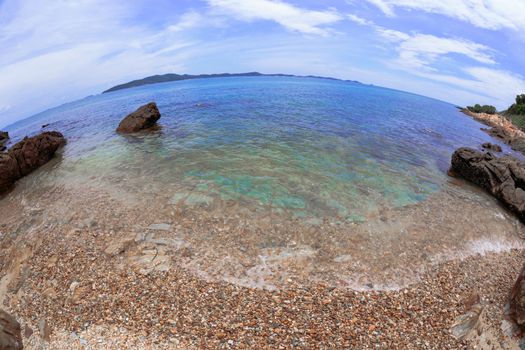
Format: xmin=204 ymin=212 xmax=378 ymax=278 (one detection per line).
xmin=1 ymin=106 xmax=525 ymax=348
xmin=1 ymin=175 xmax=525 ymax=348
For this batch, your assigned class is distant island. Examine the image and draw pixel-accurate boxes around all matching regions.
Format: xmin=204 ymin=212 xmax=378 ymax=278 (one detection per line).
xmin=103 ymin=72 xmax=363 ymax=93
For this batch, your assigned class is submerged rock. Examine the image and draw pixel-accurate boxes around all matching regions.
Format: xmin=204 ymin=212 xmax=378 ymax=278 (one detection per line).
xmin=481 ymin=142 xmax=502 ymax=152
xmin=0 ymin=131 xmax=65 ymax=193
xmin=0 ymin=309 xmax=23 ymax=350
xmin=509 ymin=264 xmax=525 ymax=329
xmin=116 ymin=102 xmax=161 ymax=133
xmin=0 ymin=131 xmax=8 ymax=151
xmin=483 ymin=126 xmax=525 ymax=154
xmin=450 ymin=148 xmax=525 ymax=223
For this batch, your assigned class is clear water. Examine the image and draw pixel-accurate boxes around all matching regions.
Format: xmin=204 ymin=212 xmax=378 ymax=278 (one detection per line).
xmin=4 ymin=76 xmax=507 ymax=221
xmin=4 ymin=76 xmax=523 ymax=290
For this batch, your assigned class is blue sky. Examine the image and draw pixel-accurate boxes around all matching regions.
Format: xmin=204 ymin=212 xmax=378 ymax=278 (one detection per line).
xmin=0 ymin=0 xmax=524 ymax=128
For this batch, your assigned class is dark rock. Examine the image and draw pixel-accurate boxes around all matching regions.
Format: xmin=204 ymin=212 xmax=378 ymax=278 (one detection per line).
xmin=481 ymin=142 xmax=502 ymax=152
xmin=0 ymin=309 xmax=23 ymax=350
xmin=450 ymin=148 xmax=525 ymax=222
xmin=23 ymin=325 xmax=32 ymax=338
xmin=116 ymin=102 xmax=161 ymax=133
xmin=0 ymin=131 xmax=8 ymax=152
xmin=7 ymin=131 xmax=65 ymax=177
xmin=0 ymin=131 xmax=65 ymax=194
xmin=41 ymin=124 xmax=50 ymax=129
xmin=510 ymin=263 xmax=525 ymax=329
xmin=0 ymin=153 xmax=20 ymax=193
xmin=483 ymin=126 xmax=525 ymax=154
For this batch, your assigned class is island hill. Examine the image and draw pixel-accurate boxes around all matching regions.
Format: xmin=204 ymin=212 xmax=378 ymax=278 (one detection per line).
xmin=103 ymin=72 xmax=363 ymax=93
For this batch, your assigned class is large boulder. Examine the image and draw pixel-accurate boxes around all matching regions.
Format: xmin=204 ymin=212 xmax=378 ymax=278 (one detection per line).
xmin=510 ymin=264 xmax=525 ymax=329
xmin=0 ymin=153 xmax=20 ymax=193
xmin=0 ymin=131 xmax=65 ymax=194
xmin=7 ymin=131 xmax=66 ymax=177
xmin=0 ymin=131 xmax=8 ymax=152
xmin=0 ymin=309 xmax=23 ymax=350
xmin=116 ymin=102 xmax=161 ymax=133
xmin=450 ymin=147 xmax=525 ymax=222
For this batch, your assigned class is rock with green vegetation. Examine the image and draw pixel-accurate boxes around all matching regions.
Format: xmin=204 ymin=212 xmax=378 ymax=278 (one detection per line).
xmin=507 ymin=94 xmax=525 ymax=116
xmin=466 ymin=104 xmax=497 ymax=114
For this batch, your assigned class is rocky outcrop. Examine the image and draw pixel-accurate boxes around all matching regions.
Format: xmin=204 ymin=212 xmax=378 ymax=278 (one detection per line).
xmin=481 ymin=142 xmax=502 ymax=152
xmin=482 ymin=126 xmax=525 ymax=154
xmin=8 ymin=131 xmax=66 ymax=177
xmin=116 ymin=102 xmax=161 ymax=133
xmin=510 ymin=264 xmax=525 ymax=330
xmin=0 ymin=153 xmax=21 ymax=193
xmin=0 ymin=131 xmax=8 ymax=152
xmin=450 ymin=148 xmax=525 ymax=223
xmin=0 ymin=309 xmax=23 ymax=350
xmin=0 ymin=131 xmax=65 ymax=193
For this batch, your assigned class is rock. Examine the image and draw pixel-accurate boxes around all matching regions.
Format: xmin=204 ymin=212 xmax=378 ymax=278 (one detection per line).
xmin=116 ymin=102 xmax=161 ymax=133
xmin=0 ymin=153 xmax=21 ymax=193
xmin=0 ymin=131 xmax=65 ymax=193
xmin=483 ymin=126 xmax=525 ymax=154
xmin=450 ymin=148 xmax=525 ymax=222
xmin=147 ymin=223 xmax=171 ymax=231
xmin=0 ymin=309 xmax=23 ymax=350
xmin=8 ymin=131 xmax=65 ymax=177
xmin=0 ymin=131 xmax=8 ymax=151
xmin=451 ymin=303 xmax=483 ymax=340
xmin=481 ymin=142 xmax=502 ymax=152
xmin=23 ymin=325 xmax=33 ymax=338
xmin=38 ymin=319 xmax=51 ymax=342
xmin=41 ymin=124 xmax=50 ymax=129
xmin=509 ymin=263 xmax=525 ymax=328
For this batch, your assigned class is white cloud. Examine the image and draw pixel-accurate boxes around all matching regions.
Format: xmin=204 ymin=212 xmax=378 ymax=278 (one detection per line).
xmin=347 ymin=14 xmax=374 ymax=26
xmin=365 ymin=0 xmax=525 ymax=31
xmin=168 ymin=11 xmax=205 ymax=32
xmin=395 ymin=34 xmax=496 ymax=69
xmin=376 ymin=28 xmax=523 ymax=108
xmin=207 ymin=0 xmax=343 ymax=35
xmin=377 ymin=28 xmax=410 ymax=42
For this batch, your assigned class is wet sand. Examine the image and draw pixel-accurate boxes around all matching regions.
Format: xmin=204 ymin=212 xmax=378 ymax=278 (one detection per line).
xmin=1 ymin=164 xmax=525 ymax=348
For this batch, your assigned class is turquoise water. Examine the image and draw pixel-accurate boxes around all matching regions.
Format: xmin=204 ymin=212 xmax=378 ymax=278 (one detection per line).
xmin=4 ymin=76 xmax=507 ymax=220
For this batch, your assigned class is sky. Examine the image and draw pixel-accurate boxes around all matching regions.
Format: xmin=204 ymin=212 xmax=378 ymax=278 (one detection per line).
xmin=0 ymin=0 xmax=524 ymax=128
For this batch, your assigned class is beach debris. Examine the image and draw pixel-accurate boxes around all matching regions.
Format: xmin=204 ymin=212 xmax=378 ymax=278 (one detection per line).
xmin=0 ymin=131 xmax=65 ymax=193
xmin=116 ymin=102 xmax=161 ymax=133
xmin=0 ymin=309 xmax=23 ymax=350
xmin=450 ymin=147 xmax=525 ymax=223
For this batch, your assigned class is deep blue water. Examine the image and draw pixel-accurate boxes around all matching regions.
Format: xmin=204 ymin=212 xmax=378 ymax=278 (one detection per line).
xmin=3 ymin=76 xmax=509 ymax=220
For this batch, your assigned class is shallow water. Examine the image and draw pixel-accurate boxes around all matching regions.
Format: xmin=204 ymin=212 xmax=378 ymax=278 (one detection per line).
xmin=2 ymin=76 xmax=524 ymax=289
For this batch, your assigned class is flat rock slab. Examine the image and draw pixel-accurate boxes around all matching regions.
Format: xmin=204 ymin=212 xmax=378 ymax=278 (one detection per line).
xmin=147 ymin=223 xmax=171 ymax=231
